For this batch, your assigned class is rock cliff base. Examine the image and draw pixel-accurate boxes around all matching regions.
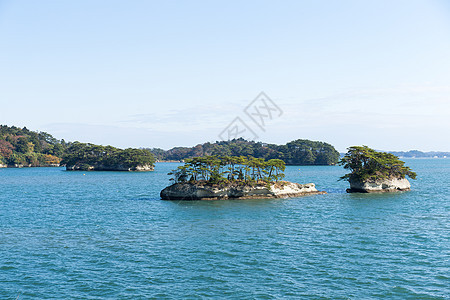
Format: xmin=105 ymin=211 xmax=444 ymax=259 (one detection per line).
xmin=160 ymin=181 xmax=325 ymax=200
xmin=66 ymin=164 xmax=154 ymax=171
xmin=347 ymin=177 xmax=411 ymax=193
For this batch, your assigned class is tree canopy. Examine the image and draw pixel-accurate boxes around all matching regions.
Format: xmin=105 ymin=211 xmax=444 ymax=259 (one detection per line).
xmin=150 ymin=138 xmax=339 ymax=165
xmin=61 ymin=142 xmax=155 ymax=170
xmin=0 ymin=125 xmax=65 ymax=166
xmin=339 ymin=146 xmax=417 ymax=182
xmin=168 ymin=155 xmax=286 ymax=185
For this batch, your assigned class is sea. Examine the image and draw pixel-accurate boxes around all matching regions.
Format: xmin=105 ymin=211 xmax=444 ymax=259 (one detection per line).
xmin=0 ymin=159 xmax=448 ymax=299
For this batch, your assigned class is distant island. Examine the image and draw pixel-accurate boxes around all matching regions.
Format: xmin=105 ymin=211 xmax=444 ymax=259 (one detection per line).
xmin=339 ymin=146 xmax=417 ymax=193
xmin=62 ymin=142 xmax=154 ymax=171
xmin=0 ymin=125 xmax=154 ymax=171
xmin=160 ymin=155 xmax=325 ymax=200
xmin=339 ymin=150 xmax=450 ymax=159
xmin=1 ymin=125 xmax=340 ymax=168
xmin=149 ymin=138 xmax=340 ymax=166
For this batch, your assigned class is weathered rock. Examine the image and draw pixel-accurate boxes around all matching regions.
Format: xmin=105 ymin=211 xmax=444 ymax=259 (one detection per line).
xmin=10 ymin=164 xmax=31 ymax=168
xmin=160 ymin=181 xmax=325 ymax=200
xmin=0 ymin=164 xmax=60 ymax=168
xmin=347 ymin=177 xmax=411 ymax=193
xmin=66 ymin=164 xmax=154 ymax=171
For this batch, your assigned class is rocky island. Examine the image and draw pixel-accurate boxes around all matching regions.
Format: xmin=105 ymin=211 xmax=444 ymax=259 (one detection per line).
xmin=346 ymin=177 xmax=411 ymax=193
xmin=161 ymin=181 xmax=324 ymax=200
xmin=339 ymin=146 xmax=416 ymax=193
xmin=62 ymin=142 xmax=155 ymax=171
xmin=160 ymin=156 xmax=325 ymax=200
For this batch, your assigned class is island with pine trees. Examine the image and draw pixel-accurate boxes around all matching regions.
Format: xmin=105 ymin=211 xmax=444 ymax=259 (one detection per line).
xmin=160 ymin=156 xmax=325 ymax=200
xmin=339 ymin=146 xmax=417 ymax=193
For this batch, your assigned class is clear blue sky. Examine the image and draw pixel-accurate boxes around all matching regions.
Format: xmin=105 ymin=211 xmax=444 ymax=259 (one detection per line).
xmin=1 ymin=0 xmax=449 ymax=151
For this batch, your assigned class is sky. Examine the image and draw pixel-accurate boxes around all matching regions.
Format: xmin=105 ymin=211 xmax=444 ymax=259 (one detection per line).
xmin=0 ymin=0 xmax=449 ymax=152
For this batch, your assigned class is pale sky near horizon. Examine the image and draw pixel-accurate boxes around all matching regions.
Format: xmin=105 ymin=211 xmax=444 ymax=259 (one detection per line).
xmin=1 ymin=0 xmax=449 ymax=152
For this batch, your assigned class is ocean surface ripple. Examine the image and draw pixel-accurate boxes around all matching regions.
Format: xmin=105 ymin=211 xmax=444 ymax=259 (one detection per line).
xmin=0 ymin=159 xmax=448 ymax=299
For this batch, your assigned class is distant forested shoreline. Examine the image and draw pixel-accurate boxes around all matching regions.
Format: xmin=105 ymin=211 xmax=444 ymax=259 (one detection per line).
xmin=0 ymin=125 xmax=154 ymax=170
xmin=2 ymin=125 xmax=446 ymax=170
xmin=388 ymin=150 xmax=449 ymax=158
xmin=148 ymin=138 xmax=340 ymax=166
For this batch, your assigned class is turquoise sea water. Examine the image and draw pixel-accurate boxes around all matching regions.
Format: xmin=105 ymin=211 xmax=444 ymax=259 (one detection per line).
xmin=0 ymin=160 xmax=448 ymax=299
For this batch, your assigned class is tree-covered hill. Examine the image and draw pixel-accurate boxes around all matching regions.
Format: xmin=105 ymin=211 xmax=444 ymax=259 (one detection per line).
xmin=148 ymin=138 xmax=340 ymax=165
xmin=61 ymin=142 xmax=155 ymax=171
xmin=339 ymin=145 xmax=416 ymax=182
xmin=0 ymin=125 xmax=66 ymax=167
xmin=388 ymin=150 xmax=450 ymax=158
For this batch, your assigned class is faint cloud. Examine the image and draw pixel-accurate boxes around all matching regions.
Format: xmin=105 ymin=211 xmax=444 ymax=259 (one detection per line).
xmin=121 ymin=103 xmax=239 ymax=131
xmin=42 ymin=85 xmax=450 ymax=152
xmin=43 ymin=122 xmax=221 ymax=149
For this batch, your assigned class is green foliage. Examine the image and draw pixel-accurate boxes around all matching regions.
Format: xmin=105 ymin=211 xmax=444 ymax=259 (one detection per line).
xmin=0 ymin=125 xmax=67 ymax=166
xmin=1 ymin=125 xmax=155 ymax=169
xmin=148 ymin=148 xmax=166 ymax=161
xmin=9 ymin=153 xmax=27 ymax=165
xmin=61 ymin=142 xmax=155 ymax=170
xmin=149 ymin=138 xmax=339 ymax=165
xmin=339 ymin=146 xmax=417 ymax=182
xmin=168 ymin=155 xmax=286 ymax=185
xmin=15 ymin=137 xmax=31 ymax=154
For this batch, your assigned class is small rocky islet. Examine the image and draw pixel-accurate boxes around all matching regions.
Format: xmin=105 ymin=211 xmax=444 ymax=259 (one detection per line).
xmin=340 ymin=146 xmax=416 ymax=193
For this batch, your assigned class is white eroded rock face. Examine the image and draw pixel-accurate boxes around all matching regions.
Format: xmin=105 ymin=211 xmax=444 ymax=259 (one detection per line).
xmin=348 ymin=177 xmax=411 ymax=193
xmin=66 ymin=164 xmax=154 ymax=171
xmin=160 ymin=181 xmax=325 ymax=200
xmin=133 ymin=165 xmax=154 ymax=171
xmin=270 ymin=182 xmax=319 ymax=198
